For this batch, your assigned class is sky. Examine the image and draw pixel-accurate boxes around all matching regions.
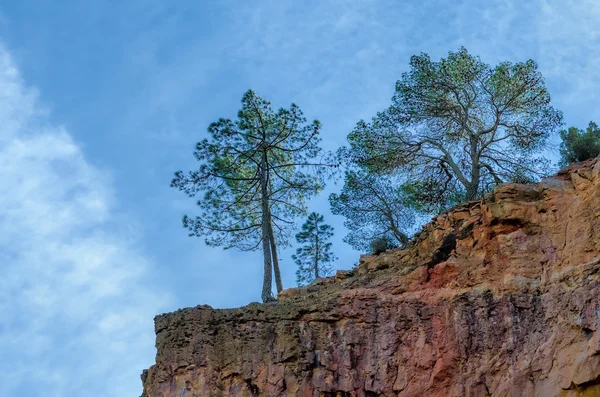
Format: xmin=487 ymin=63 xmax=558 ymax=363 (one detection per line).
xmin=1 ymin=1 xmax=599 ymax=396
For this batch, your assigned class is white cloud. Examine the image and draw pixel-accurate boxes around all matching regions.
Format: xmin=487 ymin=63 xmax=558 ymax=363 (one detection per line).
xmin=0 ymin=42 xmax=168 ymax=396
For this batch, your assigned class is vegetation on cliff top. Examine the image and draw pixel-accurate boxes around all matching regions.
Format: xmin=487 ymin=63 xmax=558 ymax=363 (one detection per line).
xmin=559 ymin=122 xmax=600 ymax=167
xmin=344 ymin=47 xmax=563 ymax=209
xmin=170 ymin=47 xmax=592 ymax=302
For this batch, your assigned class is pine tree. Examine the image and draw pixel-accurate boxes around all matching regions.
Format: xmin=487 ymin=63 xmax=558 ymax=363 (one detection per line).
xmin=329 ymin=169 xmax=414 ymax=252
xmin=292 ymin=212 xmax=337 ymax=286
xmin=347 ymin=47 xmax=563 ymax=207
xmin=171 ymin=90 xmax=335 ymax=302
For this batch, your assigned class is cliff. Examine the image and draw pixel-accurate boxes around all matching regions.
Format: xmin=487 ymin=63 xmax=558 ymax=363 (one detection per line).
xmin=141 ymin=157 xmax=600 ymax=397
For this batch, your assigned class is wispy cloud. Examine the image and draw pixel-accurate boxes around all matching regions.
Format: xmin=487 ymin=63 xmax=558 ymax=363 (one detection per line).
xmin=0 ymin=42 xmax=167 ymax=396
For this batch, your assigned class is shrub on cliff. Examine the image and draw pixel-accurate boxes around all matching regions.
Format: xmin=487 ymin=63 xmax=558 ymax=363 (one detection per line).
xmin=370 ymin=235 xmax=399 ymax=255
xmin=344 ymin=47 xmax=563 ymax=209
xmin=559 ymin=122 xmax=600 ymax=166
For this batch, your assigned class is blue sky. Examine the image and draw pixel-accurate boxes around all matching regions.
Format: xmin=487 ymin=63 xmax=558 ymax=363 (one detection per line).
xmin=1 ymin=1 xmax=599 ymax=396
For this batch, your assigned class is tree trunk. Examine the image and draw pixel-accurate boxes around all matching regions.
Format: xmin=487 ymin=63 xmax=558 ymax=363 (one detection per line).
xmin=314 ymin=233 xmax=320 ymax=280
xmin=267 ymin=214 xmax=283 ymax=293
xmin=465 ymin=183 xmax=479 ymax=201
xmin=387 ymin=211 xmax=408 ymax=246
xmin=392 ymin=229 xmax=409 ymax=246
xmin=260 ymin=153 xmax=274 ymax=303
xmin=466 ymin=165 xmax=481 ymax=201
xmin=466 ymin=136 xmax=481 ymax=201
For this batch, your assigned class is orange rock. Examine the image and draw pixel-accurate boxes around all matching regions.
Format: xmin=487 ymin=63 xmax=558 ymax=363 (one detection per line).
xmin=141 ymin=157 xmax=600 ymax=397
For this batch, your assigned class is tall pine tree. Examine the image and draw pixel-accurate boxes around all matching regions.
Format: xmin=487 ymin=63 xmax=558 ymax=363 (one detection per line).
xmin=171 ymin=90 xmax=335 ymax=302
xmin=292 ymin=212 xmax=337 ymax=286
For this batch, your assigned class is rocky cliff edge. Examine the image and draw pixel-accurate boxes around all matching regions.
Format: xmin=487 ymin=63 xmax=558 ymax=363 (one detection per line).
xmin=141 ymin=157 xmax=600 ymax=397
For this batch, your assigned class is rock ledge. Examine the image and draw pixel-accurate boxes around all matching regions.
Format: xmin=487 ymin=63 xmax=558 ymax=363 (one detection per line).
xmin=141 ymin=157 xmax=600 ymax=397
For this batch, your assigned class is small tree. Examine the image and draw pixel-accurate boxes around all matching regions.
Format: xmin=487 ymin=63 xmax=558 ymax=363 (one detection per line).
xmin=329 ymin=169 xmax=414 ymax=251
xmin=292 ymin=212 xmax=337 ymax=286
xmin=559 ymin=122 xmax=600 ymax=166
xmin=171 ymin=90 xmax=334 ymax=302
xmin=347 ymin=47 xmax=563 ymax=208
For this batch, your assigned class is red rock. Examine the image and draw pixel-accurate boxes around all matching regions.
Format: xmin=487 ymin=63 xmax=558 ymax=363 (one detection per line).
xmin=141 ymin=157 xmax=600 ymax=397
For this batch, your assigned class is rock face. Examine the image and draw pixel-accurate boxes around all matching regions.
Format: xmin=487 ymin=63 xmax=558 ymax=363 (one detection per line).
xmin=141 ymin=158 xmax=600 ymax=397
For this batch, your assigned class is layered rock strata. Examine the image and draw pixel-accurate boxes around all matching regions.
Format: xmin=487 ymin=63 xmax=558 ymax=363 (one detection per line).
xmin=141 ymin=157 xmax=600 ymax=397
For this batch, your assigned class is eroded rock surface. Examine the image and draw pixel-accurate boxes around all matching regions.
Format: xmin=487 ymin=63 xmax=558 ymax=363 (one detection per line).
xmin=141 ymin=158 xmax=600 ymax=397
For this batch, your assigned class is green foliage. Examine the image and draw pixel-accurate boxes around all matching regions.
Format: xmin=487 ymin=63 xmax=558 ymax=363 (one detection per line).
xmin=293 ymin=212 xmax=337 ymax=286
xmin=508 ymin=166 xmax=539 ymax=184
xmin=346 ymin=47 xmax=563 ymax=206
xmin=370 ymin=235 xmax=398 ymax=255
xmin=172 ymin=90 xmax=327 ymax=249
xmin=559 ymin=122 xmax=600 ymax=166
xmin=329 ymin=169 xmax=414 ymax=251
xmin=171 ymin=90 xmax=335 ymax=301
xmin=400 ymin=178 xmax=465 ymax=214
